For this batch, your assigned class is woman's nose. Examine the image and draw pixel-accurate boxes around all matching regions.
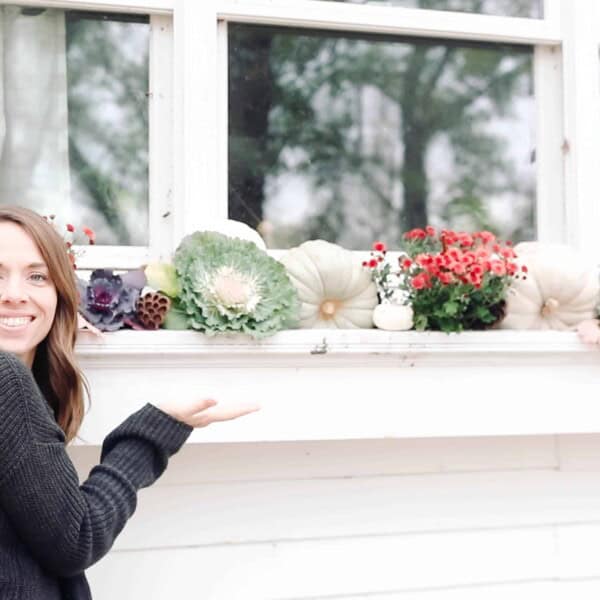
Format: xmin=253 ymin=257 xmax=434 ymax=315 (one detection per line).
xmin=0 ymin=277 xmax=27 ymax=303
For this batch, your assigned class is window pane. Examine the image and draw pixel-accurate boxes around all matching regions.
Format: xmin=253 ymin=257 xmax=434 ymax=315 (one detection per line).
xmin=0 ymin=6 xmax=149 ymax=245
xmin=314 ymin=0 xmax=543 ymax=19
xmin=229 ymin=25 xmax=536 ymax=249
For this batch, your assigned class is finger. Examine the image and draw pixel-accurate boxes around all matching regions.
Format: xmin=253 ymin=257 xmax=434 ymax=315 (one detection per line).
xmin=188 ymin=398 xmax=218 ymax=416
xmin=191 ymin=403 xmax=260 ymax=428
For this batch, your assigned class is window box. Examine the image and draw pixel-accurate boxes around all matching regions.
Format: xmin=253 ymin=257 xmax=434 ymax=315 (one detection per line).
xmin=74 ymin=328 xmax=600 ymax=444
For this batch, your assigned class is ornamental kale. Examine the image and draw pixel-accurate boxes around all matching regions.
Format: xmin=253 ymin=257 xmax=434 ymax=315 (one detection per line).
xmin=172 ymin=231 xmax=300 ymax=337
xmin=77 ymin=269 xmax=146 ymax=331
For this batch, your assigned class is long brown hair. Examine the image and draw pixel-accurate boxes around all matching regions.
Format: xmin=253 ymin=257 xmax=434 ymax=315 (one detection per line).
xmin=0 ymin=206 xmax=88 ymax=442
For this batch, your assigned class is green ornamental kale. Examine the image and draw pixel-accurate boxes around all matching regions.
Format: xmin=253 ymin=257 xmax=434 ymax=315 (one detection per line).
xmin=173 ymin=231 xmax=300 ymax=337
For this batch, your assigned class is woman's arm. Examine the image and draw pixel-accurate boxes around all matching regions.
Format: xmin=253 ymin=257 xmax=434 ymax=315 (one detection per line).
xmin=0 ymin=351 xmax=192 ymax=577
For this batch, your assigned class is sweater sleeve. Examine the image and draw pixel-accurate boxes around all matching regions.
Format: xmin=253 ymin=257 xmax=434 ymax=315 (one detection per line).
xmin=0 ymin=351 xmax=193 ymax=577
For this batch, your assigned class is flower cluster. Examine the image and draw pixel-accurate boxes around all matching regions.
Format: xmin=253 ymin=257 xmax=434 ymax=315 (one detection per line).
xmin=43 ymin=214 xmax=95 ymax=269
xmin=366 ymin=227 xmax=527 ymax=332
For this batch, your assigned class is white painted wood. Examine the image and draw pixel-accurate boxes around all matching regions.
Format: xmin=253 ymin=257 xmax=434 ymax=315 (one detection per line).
xmin=328 ymin=580 xmax=600 ymax=600
xmin=97 ymin=470 xmax=600 ymax=550
xmin=216 ymin=0 xmax=561 ymax=45
xmin=557 ymin=523 xmax=600 ymax=578
xmin=216 ymin=19 xmax=229 ymax=220
xmin=543 ymin=0 xmax=561 ymax=26
xmin=175 ymin=0 xmax=222 ymax=240
xmin=87 ymin=527 xmax=558 ymax=598
xmin=559 ymin=0 xmax=600 ymax=256
xmin=76 ymin=360 xmax=600 ymax=443
xmin=557 ymin=434 xmax=600 ymax=471
xmin=67 ymin=432 xmax=600 ymax=600
xmin=69 ymin=435 xmax=558 ymax=485
xmin=148 ymin=14 xmax=175 ymax=261
xmin=6 ymin=0 xmax=174 ymax=13
xmin=75 ymin=328 xmax=595 ymax=359
xmin=72 ymin=329 xmax=600 ymax=444
xmin=534 ymin=44 xmax=565 ymax=244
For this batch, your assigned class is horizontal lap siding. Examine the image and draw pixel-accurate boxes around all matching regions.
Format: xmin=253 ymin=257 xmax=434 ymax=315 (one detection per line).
xmin=67 ymin=435 xmax=600 ymax=599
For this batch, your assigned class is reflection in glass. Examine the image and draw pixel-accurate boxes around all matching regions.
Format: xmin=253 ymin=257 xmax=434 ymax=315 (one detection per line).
xmin=229 ymin=25 xmax=535 ymax=249
xmin=0 ymin=6 xmax=149 ymax=245
xmin=317 ymin=0 xmax=542 ymax=19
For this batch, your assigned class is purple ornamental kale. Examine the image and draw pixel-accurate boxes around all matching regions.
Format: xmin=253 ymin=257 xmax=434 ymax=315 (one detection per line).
xmin=77 ymin=269 xmax=146 ymax=331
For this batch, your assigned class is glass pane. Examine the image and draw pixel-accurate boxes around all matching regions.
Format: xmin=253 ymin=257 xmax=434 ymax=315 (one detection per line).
xmin=0 ymin=6 xmax=149 ymax=245
xmin=229 ymin=25 xmax=536 ymax=249
xmin=314 ymin=0 xmax=543 ymax=19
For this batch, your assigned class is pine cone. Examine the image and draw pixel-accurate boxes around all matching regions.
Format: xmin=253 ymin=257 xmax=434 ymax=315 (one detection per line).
xmin=136 ymin=292 xmax=171 ymax=330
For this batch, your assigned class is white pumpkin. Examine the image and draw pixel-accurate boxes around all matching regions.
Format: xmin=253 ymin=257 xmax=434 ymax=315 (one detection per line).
xmin=280 ymin=240 xmax=378 ymax=328
xmin=500 ymin=241 xmax=599 ymax=330
xmin=373 ymin=303 xmax=414 ymax=331
xmin=201 ymin=219 xmax=267 ymax=250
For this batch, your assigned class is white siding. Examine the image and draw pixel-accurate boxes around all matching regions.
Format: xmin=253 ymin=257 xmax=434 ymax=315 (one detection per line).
xmin=68 ymin=434 xmax=600 ymax=599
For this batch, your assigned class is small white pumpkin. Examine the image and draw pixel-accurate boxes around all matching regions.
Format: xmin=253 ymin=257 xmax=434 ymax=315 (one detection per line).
xmin=500 ymin=241 xmax=599 ymax=330
xmin=201 ymin=219 xmax=267 ymax=250
xmin=280 ymin=240 xmax=378 ymax=328
xmin=373 ymin=303 xmax=414 ymax=331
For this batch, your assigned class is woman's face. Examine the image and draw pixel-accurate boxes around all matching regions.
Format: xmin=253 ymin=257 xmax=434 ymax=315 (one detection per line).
xmin=0 ymin=221 xmax=58 ymax=367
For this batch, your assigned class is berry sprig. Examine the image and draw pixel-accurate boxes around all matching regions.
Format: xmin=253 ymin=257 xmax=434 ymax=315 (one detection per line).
xmin=43 ymin=214 xmax=95 ymax=270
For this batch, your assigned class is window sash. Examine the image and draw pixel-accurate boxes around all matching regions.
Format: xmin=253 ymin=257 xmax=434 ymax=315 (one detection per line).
xmin=13 ymin=0 xmax=600 ymax=264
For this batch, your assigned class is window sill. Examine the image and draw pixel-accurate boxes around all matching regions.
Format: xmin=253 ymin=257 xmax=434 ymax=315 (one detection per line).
xmin=76 ymin=328 xmax=591 ymax=360
xmin=73 ymin=329 xmax=600 ymax=445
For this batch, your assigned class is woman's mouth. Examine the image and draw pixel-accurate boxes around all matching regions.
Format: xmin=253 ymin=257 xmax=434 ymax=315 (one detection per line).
xmin=0 ymin=316 xmax=34 ymax=328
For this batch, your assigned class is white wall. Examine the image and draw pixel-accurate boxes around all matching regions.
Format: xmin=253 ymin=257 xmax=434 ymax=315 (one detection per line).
xmin=68 ymin=433 xmax=600 ymax=599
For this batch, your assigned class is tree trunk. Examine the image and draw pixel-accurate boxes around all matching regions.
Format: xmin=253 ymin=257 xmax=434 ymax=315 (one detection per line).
xmin=228 ymin=28 xmax=273 ymax=229
xmin=401 ymin=130 xmax=429 ymax=230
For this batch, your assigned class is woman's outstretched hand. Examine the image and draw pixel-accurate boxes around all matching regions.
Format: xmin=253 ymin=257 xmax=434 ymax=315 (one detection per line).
xmin=153 ymin=397 xmax=260 ymax=428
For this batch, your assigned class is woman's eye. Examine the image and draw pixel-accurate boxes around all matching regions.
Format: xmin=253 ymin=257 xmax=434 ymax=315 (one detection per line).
xmin=29 ymin=272 xmax=48 ymax=283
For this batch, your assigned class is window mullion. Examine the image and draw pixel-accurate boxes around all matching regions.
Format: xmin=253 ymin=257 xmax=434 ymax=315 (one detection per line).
xmin=217 ymin=20 xmax=229 ymax=221
xmin=174 ymin=0 xmax=221 ymax=243
xmin=534 ymin=44 xmax=565 ymax=244
xmin=560 ymin=0 xmax=600 ymax=256
xmin=148 ymin=14 xmax=174 ymax=262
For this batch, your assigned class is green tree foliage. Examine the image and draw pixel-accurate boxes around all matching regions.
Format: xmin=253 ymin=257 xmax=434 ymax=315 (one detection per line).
xmin=66 ymin=13 xmax=149 ymax=245
xmin=229 ymin=0 xmax=536 ymax=248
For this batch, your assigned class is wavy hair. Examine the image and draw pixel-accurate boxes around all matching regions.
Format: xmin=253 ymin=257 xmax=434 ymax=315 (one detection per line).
xmin=0 ymin=206 xmax=88 ymax=442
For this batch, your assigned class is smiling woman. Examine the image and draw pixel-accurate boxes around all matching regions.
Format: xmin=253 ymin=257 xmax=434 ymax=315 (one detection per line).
xmin=0 ymin=206 xmax=259 ymax=600
xmin=0 ymin=222 xmax=58 ymax=367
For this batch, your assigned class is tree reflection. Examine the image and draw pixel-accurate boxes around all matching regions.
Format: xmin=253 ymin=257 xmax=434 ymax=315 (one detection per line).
xmin=229 ymin=21 xmax=535 ymax=249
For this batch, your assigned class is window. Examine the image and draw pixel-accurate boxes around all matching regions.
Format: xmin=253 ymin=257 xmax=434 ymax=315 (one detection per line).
xmin=4 ymin=1 xmax=600 ymax=264
xmin=0 ymin=6 xmax=150 ymax=246
xmin=228 ymin=24 xmax=535 ymax=249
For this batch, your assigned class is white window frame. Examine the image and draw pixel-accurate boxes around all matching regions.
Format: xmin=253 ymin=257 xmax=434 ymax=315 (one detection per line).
xmin=7 ymin=0 xmax=176 ymax=269
xmin=9 ymin=0 xmax=600 ymax=264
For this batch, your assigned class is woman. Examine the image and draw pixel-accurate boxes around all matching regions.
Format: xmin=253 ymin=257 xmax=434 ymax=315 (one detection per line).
xmin=0 ymin=205 xmax=258 ymax=599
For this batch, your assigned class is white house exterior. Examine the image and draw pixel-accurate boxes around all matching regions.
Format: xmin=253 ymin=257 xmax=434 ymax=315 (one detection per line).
xmin=6 ymin=0 xmax=600 ymax=597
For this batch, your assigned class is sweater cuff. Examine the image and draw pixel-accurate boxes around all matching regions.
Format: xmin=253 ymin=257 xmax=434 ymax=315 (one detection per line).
xmin=138 ymin=403 xmax=194 ymax=455
xmin=101 ymin=403 xmax=193 ymax=462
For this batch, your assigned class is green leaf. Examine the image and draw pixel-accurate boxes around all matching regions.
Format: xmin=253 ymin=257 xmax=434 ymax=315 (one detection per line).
xmin=414 ymin=314 xmax=428 ymax=331
xmin=443 ymin=301 xmax=459 ymax=316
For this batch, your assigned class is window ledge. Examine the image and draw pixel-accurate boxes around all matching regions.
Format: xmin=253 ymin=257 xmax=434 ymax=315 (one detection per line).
xmin=73 ymin=329 xmax=600 ymax=446
xmin=76 ymin=328 xmax=591 ymax=362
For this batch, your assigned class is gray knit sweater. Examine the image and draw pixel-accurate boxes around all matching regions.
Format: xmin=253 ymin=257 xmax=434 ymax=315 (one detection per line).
xmin=0 ymin=351 xmax=193 ymax=599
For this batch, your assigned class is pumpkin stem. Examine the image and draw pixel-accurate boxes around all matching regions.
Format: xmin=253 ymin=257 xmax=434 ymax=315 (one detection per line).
xmin=320 ymin=300 xmax=340 ymax=319
xmin=541 ymin=297 xmax=560 ymax=317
